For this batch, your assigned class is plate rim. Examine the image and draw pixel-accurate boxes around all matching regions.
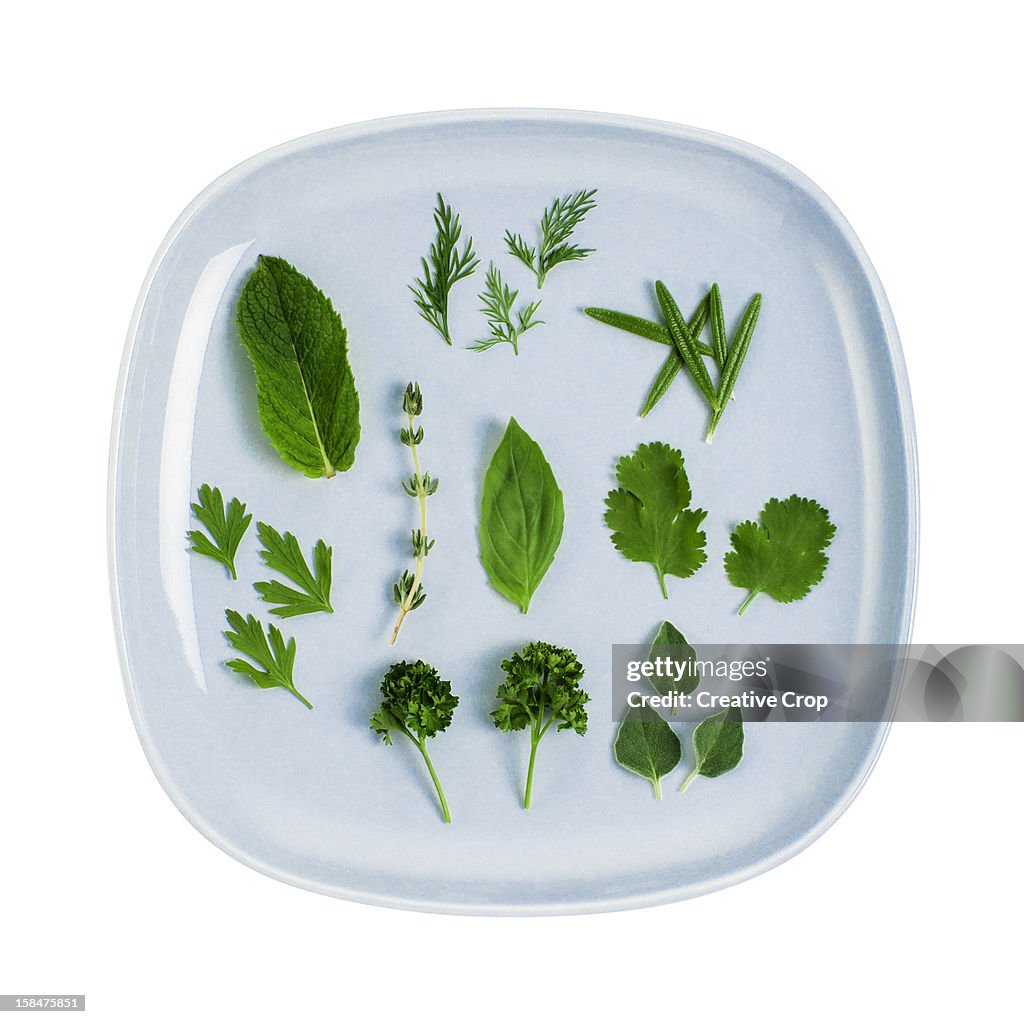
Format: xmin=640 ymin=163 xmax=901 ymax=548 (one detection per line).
xmin=108 ymin=107 xmax=919 ymax=915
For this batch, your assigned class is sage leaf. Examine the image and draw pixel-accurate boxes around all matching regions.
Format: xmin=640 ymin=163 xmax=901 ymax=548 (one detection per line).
xmin=479 ymin=417 xmax=565 ymax=613
xmin=237 ymin=255 xmax=360 ymax=478
xmin=680 ymin=708 xmax=744 ymax=794
xmin=614 ymin=707 xmax=681 ymax=799
xmin=649 ymin=621 xmax=701 ymax=710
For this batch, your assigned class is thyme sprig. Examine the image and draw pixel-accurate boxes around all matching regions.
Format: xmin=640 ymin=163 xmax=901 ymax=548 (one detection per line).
xmin=391 ymin=382 xmax=438 ymax=645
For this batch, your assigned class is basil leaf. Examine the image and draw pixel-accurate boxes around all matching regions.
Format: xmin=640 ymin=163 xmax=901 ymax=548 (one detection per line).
xmin=479 ymin=417 xmax=565 ymax=613
xmin=237 ymin=255 xmax=360 ymax=479
xmin=680 ymin=708 xmax=744 ymax=793
xmin=614 ymin=707 xmax=681 ymax=799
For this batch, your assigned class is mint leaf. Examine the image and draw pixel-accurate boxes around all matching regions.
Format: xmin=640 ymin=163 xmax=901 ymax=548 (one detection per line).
xmin=680 ymin=708 xmax=744 ymax=793
xmin=725 ymin=494 xmax=836 ymax=614
xmin=614 ymin=708 xmax=681 ymax=799
xmin=479 ymin=417 xmax=565 ymax=613
xmin=604 ymin=442 xmax=707 ymax=598
xmin=253 ymin=522 xmax=333 ymax=618
xmin=223 ymin=609 xmax=312 ymax=709
xmin=237 ymin=255 xmax=360 ymax=478
xmin=187 ymin=484 xmax=252 ymax=580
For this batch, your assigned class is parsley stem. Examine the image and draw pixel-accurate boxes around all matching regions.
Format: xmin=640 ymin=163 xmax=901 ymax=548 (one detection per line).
xmin=657 ymin=568 xmax=669 ymax=600
xmin=737 ymin=591 xmax=758 ymax=615
xmin=417 ymin=739 xmax=451 ymax=824
xmin=524 ymin=733 xmax=540 ymax=810
xmin=679 ymin=765 xmax=700 ymax=794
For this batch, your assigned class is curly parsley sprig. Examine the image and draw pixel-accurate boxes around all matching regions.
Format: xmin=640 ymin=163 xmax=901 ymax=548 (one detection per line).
xmin=492 ymin=642 xmax=590 ymax=809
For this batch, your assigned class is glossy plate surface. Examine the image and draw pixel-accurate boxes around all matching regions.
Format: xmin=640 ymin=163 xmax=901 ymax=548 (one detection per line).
xmin=110 ymin=110 xmax=917 ymax=913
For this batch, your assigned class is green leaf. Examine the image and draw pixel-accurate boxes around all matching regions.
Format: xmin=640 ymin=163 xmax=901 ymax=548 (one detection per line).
xmin=468 ymin=263 xmax=544 ymax=355
xmin=370 ymin=660 xmax=459 ymax=823
xmin=223 ymin=609 xmax=312 ymax=709
xmin=479 ymin=417 xmax=565 ymax=613
xmin=649 ymin=621 xmax=701 ymax=702
xmin=491 ymin=642 xmax=590 ymax=809
xmin=604 ymin=442 xmax=707 ymax=598
xmin=655 ymin=281 xmax=719 ymax=410
xmin=706 ymin=293 xmax=762 ymax=442
xmin=614 ymin=707 xmax=681 ymax=799
xmin=253 ymin=522 xmax=333 ymax=617
xmin=725 ymin=494 xmax=836 ymax=614
xmin=237 ymin=255 xmax=360 ymax=479
xmin=186 ymin=484 xmax=252 ymax=580
xmin=680 ymin=708 xmax=744 ymax=793
xmin=639 ymin=294 xmax=711 ymax=418
xmin=505 ymin=189 xmax=598 ymax=288
xmin=410 ymin=193 xmax=479 ymax=345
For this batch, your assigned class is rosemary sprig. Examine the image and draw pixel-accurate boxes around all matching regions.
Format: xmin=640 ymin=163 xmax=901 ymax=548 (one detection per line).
xmin=505 ymin=188 xmax=598 ymax=288
xmin=468 ymin=263 xmax=544 ymax=355
xmin=583 ymin=281 xmax=762 ymax=440
xmin=410 ymin=193 xmax=479 ymax=345
xmin=391 ymin=382 xmax=438 ymax=645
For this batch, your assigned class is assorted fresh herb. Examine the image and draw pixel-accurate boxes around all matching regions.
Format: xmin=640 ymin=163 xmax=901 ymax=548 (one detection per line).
xmin=370 ymin=660 xmax=459 ymax=823
xmin=410 ymin=193 xmax=479 ymax=346
xmin=725 ymin=495 xmax=836 ymax=614
xmin=505 ymin=189 xmax=597 ymax=288
xmin=187 ymin=484 xmax=252 ymax=580
xmin=186 ymin=185 xmax=842 ymax=827
xmin=479 ymin=417 xmax=565 ymax=613
xmin=605 ymin=442 xmax=707 ymax=598
xmin=614 ymin=708 xmax=681 ymax=799
xmin=237 ymin=255 xmax=361 ymax=478
xmin=253 ymin=522 xmax=333 ymax=618
xmin=468 ymin=263 xmax=543 ymax=354
xmin=584 ymin=280 xmax=761 ymax=440
xmin=679 ymin=708 xmax=745 ymax=794
xmin=492 ymin=643 xmax=589 ymax=809
xmin=391 ymin=383 xmax=438 ymax=645
xmin=223 ymin=609 xmax=312 ymax=709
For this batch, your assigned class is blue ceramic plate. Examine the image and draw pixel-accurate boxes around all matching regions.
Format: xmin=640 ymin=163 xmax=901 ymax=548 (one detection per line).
xmin=110 ymin=110 xmax=917 ymax=914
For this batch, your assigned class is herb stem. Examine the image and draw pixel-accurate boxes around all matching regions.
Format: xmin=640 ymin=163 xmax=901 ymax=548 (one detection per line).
xmin=289 ymin=685 xmax=314 ymax=710
xmin=524 ymin=732 xmax=540 ymax=810
xmin=737 ymin=591 xmax=758 ymax=615
xmin=657 ymin=568 xmax=669 ymax=600
xmin=416 ymin=739 xmax=451 ymax=824
xmin=653 ymin=775 xmax=663 ymax=800
xmin=679 ymin=766 xmax=700 ymax=794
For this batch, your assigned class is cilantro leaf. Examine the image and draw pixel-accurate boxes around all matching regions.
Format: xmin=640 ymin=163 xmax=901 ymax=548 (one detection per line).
xmin=492 ymin=642 xmax=590 ymax=809
xmin=724 ymin=494 xmax=836 ymax=614
xmin=604 ymin=442 xmax=707 ymax=598
xmin=253 ymin=522 xmax=333 ymax=618
xmin=223 ymin=609 xmax=312 ymax=708
xmin=237 ymin=255 xmax=360 ymax=479
xmin=187 ymin=483 xmax=252 ymax=580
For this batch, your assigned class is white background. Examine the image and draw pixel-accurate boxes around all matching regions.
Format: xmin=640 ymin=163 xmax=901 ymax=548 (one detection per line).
xmin=2 ymin=2 xmax=1021 ymax=1021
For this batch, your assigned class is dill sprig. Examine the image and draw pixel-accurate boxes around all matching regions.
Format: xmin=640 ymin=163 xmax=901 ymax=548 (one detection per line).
xmin=410 ymin=193 xmax=479 ymax=345
xmin=391 ymin=382 xmax=438 ymax=645
xmin=468 ymin=263 xmax=544 ymax=355
xmin=505 ymin=188 xmax=598 ymax=288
